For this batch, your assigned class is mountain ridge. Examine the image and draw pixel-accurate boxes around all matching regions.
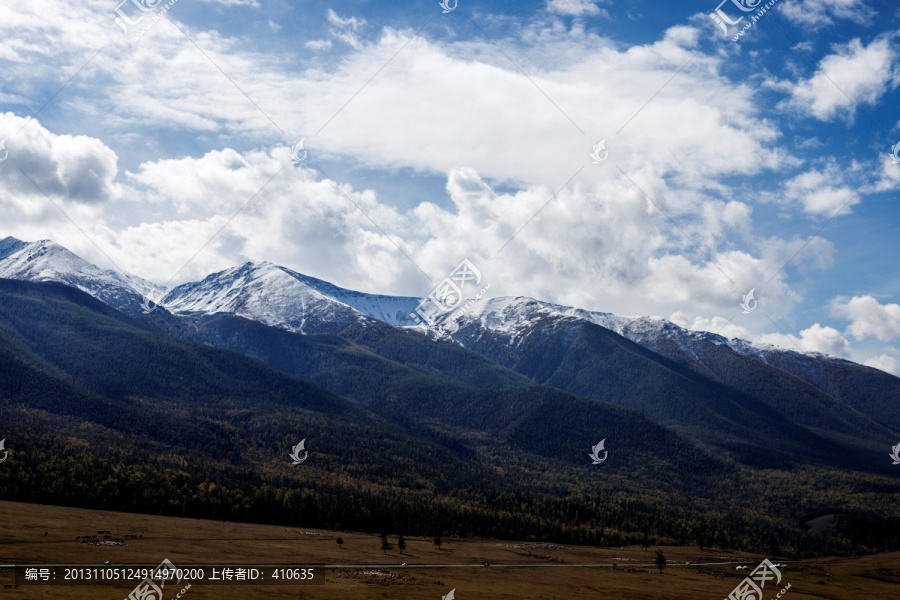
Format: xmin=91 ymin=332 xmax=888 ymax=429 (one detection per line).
xmin=3 ymin=240 xmax=900 ymax=555
xmin=1 ymin=235 xmax=879 ymax=373
xmin=1 ymin=236 xmax=897 ymax=448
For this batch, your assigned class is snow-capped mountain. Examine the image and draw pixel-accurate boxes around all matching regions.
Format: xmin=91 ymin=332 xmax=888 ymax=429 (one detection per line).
xmin=436 ymin=293 xmax=848 ymax=366
xmin=441 ymin=295 xmax=885 ymax=402
xmin=1 ymin=236 xmax=895 ymax=403
xmin=147 ymin=248 xmax=899 ymax=417
xmin=0 ymin=237 xmax=162 ymax=315
xmin=161 ymin=261 xmax=420 ymax=335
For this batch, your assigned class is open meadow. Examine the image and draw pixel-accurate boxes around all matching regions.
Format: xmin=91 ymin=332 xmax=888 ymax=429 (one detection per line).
xmin=1 ymin=500 xmax=898 ymax=600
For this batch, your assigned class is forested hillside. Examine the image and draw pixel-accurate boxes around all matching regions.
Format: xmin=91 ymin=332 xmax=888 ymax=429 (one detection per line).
xmin=1 ymin=279 xmax=899 ymax=557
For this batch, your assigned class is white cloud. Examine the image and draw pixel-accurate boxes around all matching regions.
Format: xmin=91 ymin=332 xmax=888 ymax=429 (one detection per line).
xmin=0 ymin=119 xmax=805 ymax=323
xmin=0 ymin=10 xmax=788 ymax=192
xmin=701 ymin=200 xmax=752 ymax=239
xmin=832 ymin=295 xmax=900 ymax=341
xmin=781 ymin=162 xmax=861 ymax=216
xmin=774 ymin=38 xmax=899 ymax=121
xmin=0 ymin=6 xmax=846 ymax=343
xmin=0 ymin=112 xmax=119 ymax=205
xmin=324 ymin=10 xmax=367 ymax=50
xmin=873 ymin=154 xmax=900 ymax=192
xmin=199 ymin=0 xmax=260 ymax=6
xmin=670 ymin=311 xmax=751 ymax=340
xmin=326 ymin=9 xmax=366 ymax=31
xmin=864 ymin=354 xmax=900 ymax=376
xmin=546 ymin=0 xmax=606 ymax=17
xmin=798 ymin=323 xmax=852 ymax=357
xmin=304 ymin=39 xmax=332 ymax=51
xmin=267 ymin=20 xmax=281 ymax=32
xmin=111 ymin=150 xmax=809 ymax=321
xmin=778 ymin=0 xmax=875 ymax=29
xmin=758 ymin=323 xmax=851 ymax=358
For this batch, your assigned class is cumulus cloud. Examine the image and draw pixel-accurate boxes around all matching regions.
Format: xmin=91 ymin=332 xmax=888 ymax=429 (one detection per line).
xmin=864 ymin=354 xmax=900 ymax=376
xmin=778 ymin=0 xmax=876 ymax=28
xmin=0 ymin=3 xmax=861 ymax=344
xmin=0 ymin=112 xmax=119 ymax=205
xmin=797 ymin=323 xmax=852 ymax=357
xmin=102 ymin=149 xmax=811 ymax=322
xmin=0 ymin=7 xmax=790 ymax=191
xmin=0 ymin=5 xmax=827 ymax=330
xmin=873 ymin=154 xmax=900 ymax=192
xmin=781 ymin=161 xmax=861 ymax=216
xmin=759 ymin=323 xmax=851 ymax=358
xmin=546 ymin=0 xmax=606 ymax=17
xmin=773 ymin=38 xmax=899 ymax=121
xmin=0 ymin=120 xmax=806 ymax=322
xmin=305 ymin=39 xmax=332 ymax=51
xmin=670 ymin=311 xmax=751 ymax=340
xmin=832 ymin=295 xmax=900 ymax=341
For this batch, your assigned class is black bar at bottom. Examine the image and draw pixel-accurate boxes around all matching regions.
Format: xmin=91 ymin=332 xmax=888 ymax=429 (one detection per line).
xmin=3 ymin=565 xmax=323 ymax=586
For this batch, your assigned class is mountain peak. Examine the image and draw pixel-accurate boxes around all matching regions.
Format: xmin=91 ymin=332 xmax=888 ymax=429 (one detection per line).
xmin=161 ymin=260 xmax=377 ymax=334
xmin=0 ymin=236 xmax=887 ymax=377
xmin=0 ymin=236 xmax=28 ymax=261
xmin=0 ymin=237 xmax=161 ymax=314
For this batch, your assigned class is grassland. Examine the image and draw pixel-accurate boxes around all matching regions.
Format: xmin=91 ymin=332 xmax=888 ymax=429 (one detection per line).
xmin=1 ymin=500 xmax=898 ymax=599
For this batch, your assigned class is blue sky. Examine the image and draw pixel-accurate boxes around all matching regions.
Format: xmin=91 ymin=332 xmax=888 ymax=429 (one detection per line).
xmin=1 ymin=0 xmax=899 ymax=372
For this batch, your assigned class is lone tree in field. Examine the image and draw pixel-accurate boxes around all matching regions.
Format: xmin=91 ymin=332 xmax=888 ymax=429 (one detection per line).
xmin=434 ymin=535 xmax=442 ymax=550
xmin=655 ymin=550 xmax=666 ymax=575
xmin=397 ymin=535 xmax=407 ymax=555
xmin=336 ymin=537 xmax=344 ymax=549
xmin=380 ymin=534 xmax=393 ymax=555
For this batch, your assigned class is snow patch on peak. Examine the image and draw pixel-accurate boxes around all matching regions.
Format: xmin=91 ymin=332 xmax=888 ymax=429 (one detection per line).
xmin=451 ymin=295 xmax=628 ymax=334
xmin=162 ymin=261 xmax=386 ymax=334
xmin=0 ymin=237 xmax=28 ymax=261
xmin=443 ymin=293 xmax=824 ymax=367
xmin=0 ymin=236 xmax=837 ymax=368
xmin=0 ymin=238 xmax=160 ymax=313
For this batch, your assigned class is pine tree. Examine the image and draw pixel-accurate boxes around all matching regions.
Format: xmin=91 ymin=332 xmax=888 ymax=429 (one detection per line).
xmin=397 ymin=535 xmax=407 ymax=555
xmin=381 ymin=534 xmax=393 ymax=555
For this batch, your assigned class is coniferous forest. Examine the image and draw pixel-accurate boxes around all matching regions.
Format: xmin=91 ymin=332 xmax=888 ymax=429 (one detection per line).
xmin=1 ymin=279 xmax=899 ymax=558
